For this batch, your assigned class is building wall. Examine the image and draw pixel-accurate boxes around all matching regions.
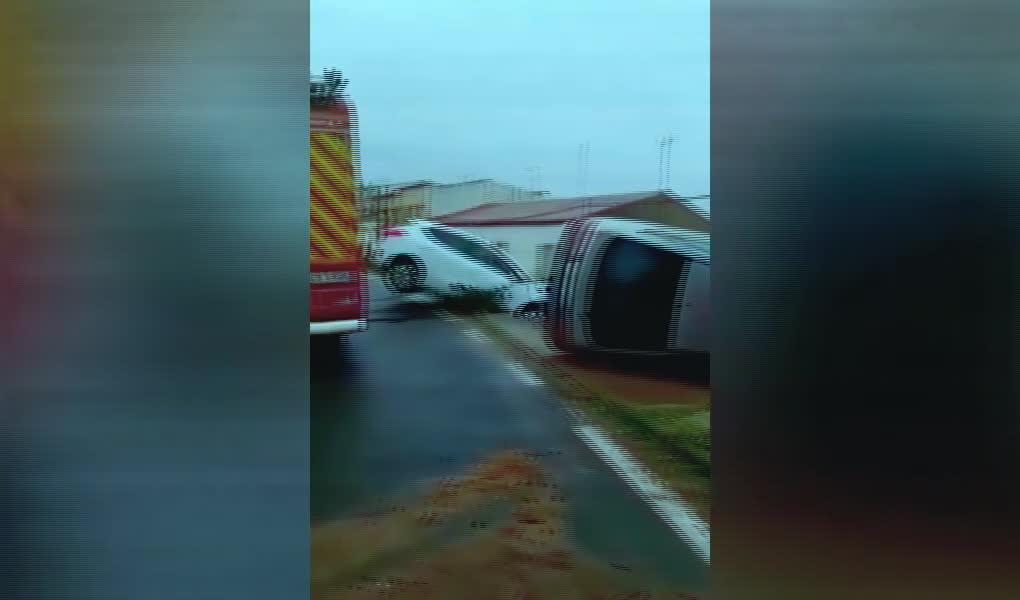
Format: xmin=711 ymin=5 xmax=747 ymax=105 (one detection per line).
xmin=374 ymin=186 xmax=429 ymax=234
xmin=426 ymin=181 xmax=544 ymax=218
xmin=454 ymin=224 xmax=564 ymax=279
xmin=371 ymin=181 xmax=545 ymax=237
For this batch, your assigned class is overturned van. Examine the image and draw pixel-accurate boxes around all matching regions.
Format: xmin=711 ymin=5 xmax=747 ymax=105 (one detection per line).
xmin=545 ymin=217 xmax=710 ymax=356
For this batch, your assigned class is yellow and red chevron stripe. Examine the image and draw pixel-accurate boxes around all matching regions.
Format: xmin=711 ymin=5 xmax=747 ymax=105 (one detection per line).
xmin=310 ymin=130 xmax=358 ymax=262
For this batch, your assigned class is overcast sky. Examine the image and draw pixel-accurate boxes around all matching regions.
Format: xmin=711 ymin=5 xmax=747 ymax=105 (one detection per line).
xmin=311 ymin=0 xmax=708 ymax=200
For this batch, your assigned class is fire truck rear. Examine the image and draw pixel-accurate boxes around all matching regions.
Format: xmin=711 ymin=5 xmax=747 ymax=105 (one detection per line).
xmin=310 ymin=73 xmax=366 ymax=340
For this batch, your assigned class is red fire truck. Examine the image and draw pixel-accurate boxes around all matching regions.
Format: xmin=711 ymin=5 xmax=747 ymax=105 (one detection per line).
xmin=310 ymin=74 xmax=367 ymax=344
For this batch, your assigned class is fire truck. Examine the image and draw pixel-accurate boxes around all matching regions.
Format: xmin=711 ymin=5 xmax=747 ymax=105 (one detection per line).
xmin=310 ymin=72 xmax=367 ymax=344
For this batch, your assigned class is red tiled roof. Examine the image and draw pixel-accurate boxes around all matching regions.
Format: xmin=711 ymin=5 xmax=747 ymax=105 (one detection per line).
xmin=436 ymin=191 xmax=667 ymax=225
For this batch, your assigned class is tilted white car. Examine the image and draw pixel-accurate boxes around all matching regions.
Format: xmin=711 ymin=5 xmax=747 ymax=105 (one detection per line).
xmin=376 ymin=220 xmax=548 ymax=318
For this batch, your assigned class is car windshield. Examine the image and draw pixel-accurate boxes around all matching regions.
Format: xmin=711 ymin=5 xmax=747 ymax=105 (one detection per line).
xmin=426 ymin=227 xmax=529 ymax=283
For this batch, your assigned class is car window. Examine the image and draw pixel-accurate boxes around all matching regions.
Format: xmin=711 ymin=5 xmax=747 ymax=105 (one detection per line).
xmin=425 ymin=227 xmax=470 ymax=254
xmin=426 ymin=227 xmax=526 ymax=282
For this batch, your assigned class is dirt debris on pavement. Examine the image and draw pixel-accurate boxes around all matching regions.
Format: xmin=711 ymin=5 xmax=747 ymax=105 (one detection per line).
xmin=312 ymin=450 xmax=699 ymax=600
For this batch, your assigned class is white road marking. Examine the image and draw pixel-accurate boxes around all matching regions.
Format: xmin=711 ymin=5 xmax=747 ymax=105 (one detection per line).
xmin=463 ymin=328 xmax=489 ymax=343
xmin=435 ymin=309 xmax=461 ymax=322
xmin=404 ymin=292 xmax=436 ymax=304
xmin=573 ymin=422 xmax=710 ymax=563
xmin=506 ymin=362 xmax=544 ymax=386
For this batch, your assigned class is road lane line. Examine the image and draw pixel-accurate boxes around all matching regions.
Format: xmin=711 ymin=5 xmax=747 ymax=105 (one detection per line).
xmin=404 ymin=292 xmax=436 ymax=304
xmin=572 ymin=422 xmax=710 ymax=563
xmin=463 ymin=328 xmax=489 ymax=343
xmin=506 ymin=362 xmax=544 ymax=386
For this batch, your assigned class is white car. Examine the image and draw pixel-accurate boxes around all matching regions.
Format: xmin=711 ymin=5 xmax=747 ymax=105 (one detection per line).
xmin=376 ymin=220 xmax=548 ymax=318
xmin=546 ymin=217 xmax=710 ymax=355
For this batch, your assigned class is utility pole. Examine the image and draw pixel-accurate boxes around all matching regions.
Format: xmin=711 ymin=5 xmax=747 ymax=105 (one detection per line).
xmin=526 ymin=166 xmax=542 ymax=193
xmin=657 ymin=135 xmax=675 ymax=191
xmin=576 ymin=142 xmax=590 ymax=196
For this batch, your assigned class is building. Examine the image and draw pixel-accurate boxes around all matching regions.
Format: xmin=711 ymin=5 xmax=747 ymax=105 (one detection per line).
xmin=364 ymin=179 xmax=547 ymax=239
xmin=435 ymin=191 xmax=710 ymax=280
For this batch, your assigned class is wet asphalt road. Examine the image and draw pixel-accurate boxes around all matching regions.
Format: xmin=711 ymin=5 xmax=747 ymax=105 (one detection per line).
xmin=311 ymin=277 xmax=708 ymax=591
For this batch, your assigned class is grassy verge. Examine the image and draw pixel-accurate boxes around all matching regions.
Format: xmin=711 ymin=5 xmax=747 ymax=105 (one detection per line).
xmin=370 ymin=264 xmax=504 ymax=314
xmin=470 ymin=315 xmax=711 ymax=521
xmin=433 ymin=288 xmax=504 ymax=315
xmin=579 ymin=397 xmax=710 ymax=519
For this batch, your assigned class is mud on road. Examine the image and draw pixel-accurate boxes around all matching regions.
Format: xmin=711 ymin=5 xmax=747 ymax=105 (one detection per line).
xmin=312 ymin=450 xmax=700 ymax=600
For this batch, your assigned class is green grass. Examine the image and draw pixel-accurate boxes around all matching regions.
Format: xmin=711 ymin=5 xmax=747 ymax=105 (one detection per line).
xmin=577 ymin=396 xmax=710 ymax=502
xmin=625 ymin=405 xmax=710 ymax=472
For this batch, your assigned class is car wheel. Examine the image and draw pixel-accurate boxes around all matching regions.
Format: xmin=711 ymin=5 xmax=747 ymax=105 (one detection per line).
xmin=386 ymin=256 xmax=423 ymax=293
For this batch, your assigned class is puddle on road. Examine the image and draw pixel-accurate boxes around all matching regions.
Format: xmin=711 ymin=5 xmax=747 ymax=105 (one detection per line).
xmin=311 ymin=449 xmax=699 ymax=600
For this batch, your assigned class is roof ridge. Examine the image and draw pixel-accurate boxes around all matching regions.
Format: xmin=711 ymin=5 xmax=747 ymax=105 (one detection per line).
xmin=544 ymin=190 xmax=661 ymax=202
xmin=435 ymin=191 xmax=679 ymax=225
